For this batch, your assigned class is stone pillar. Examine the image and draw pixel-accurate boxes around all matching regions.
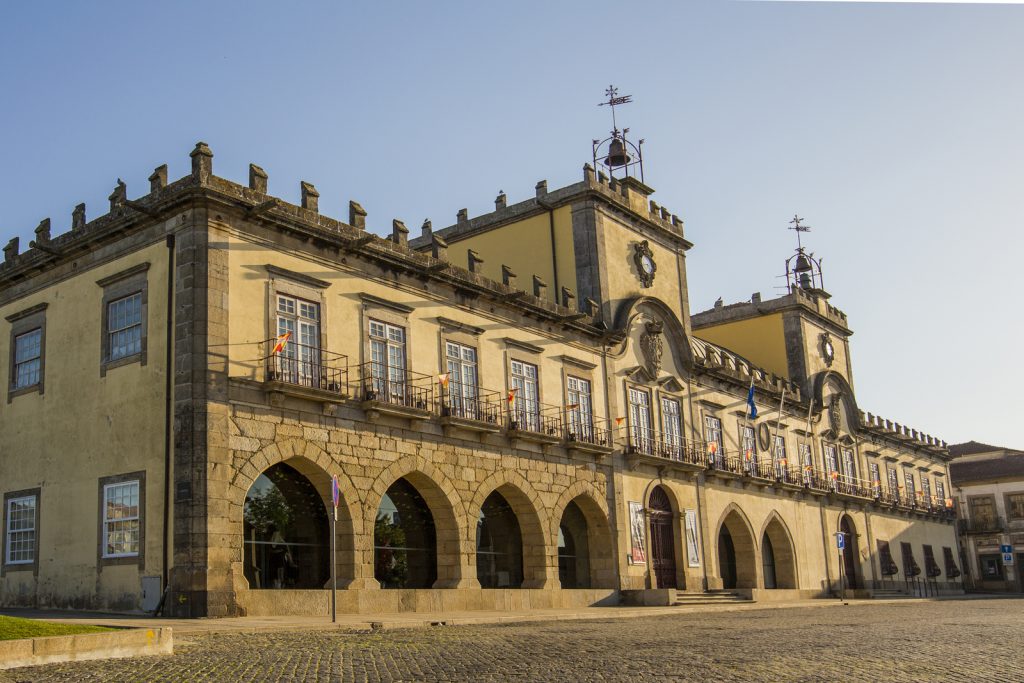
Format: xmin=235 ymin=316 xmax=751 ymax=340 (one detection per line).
xmin=248 ymin=164 xmax=268 ymax=193
xmin=190 ymin=142 xmax=213 ymax=183
xmin=149 ymin=165 xmax=168 ymax=192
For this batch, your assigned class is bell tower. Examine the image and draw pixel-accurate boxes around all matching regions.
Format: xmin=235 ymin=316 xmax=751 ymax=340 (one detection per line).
xmin=592 ymin=85 xmax=646 ymax=182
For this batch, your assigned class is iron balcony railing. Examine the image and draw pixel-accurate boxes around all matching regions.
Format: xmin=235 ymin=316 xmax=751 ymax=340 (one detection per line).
xmin=264 ymin=340 xmax=348 ymax=394
xmin=353 ymin=361 xmax=435 ymax=412
xmin=507 ymin=399 xmax=562 ymax=437
xmin=626 ymin=430 xmax=705 ymax=464
xmin=563 ymin=415 xmax=614 ymax=449
xmin=958 ymin=516 xmax=1006 ymax=534
xmin=440 ymin=387 xmax=502 ymax=425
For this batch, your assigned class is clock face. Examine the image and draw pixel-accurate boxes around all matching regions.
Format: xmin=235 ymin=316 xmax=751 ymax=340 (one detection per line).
xmin=821 ymin=334 xmax=836 ymax=366
xmin=640 ymin=254 xmax=655 ymax=275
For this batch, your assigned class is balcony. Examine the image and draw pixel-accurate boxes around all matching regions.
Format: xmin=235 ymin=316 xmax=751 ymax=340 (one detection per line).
xmin=352 ymin=361 xmax=435 ymax=421
xmin=263 ymin=340 xmax=349 ymax=402
xmin=563 ymin=418 xmax=614 ymax=458
xmin=439 ymin=388 xmax=503 ymax=434
xmin=958 ymin=517 xmax=1006 ymax=534
xmin=506 ymin=400 xmax=563 ymax=445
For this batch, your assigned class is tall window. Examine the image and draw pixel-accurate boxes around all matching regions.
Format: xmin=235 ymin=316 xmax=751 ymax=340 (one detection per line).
xmin=102 ymin=480 xmax=140 ymax=558
xmin=969 ymin=496 xmax=997 ymax=527
xmin=840 ymin=447 xmax=857 ymax=484
xmin=799 ymin=443 xmax=813 ymax=485
xmin=276 ymin=295 xmax=320 ymax=387
xmin=773 ymin=435 xmax=788 ymax=478
xmin=903 ymin=470 xmax=916 ymax=503
xmin=921 ymin=476 xmax=932 ymax=507
xmin=823 ymin=444 xmax=838 ymax=489
xmin=107 ymin=293 xmax=143 ymax=361
xmin=662 ymin=397 xmax=682 ymax=457
xmin=1007 ymin=493 xmax=1024 ymax=521
xmin=705 ymin=415 xmax=723 ymax=466
xmin=741 ymin=426 xmax=757 ymax=473
xmin=510 ymin=360 xmax=539 ymax=432
xmin=935 ymin=480 xmax=947 ymax=505
xmin=566 ymin=376 xmax=594 ymax=441
xmin=869 ymin=462 xmax=881 ymax=496
xmin=887 ymin=467 xmax=900 ymax=499
xmin=628 ymin=388 xmax=653 ymax=454
xmin=5 ymin=495 xmax=36 ymax=565
xmin=12 ymin=329 xmax=42 ymax=389
xmin=445 ymin=342 xmax=478 ymax=418
xmin=369 ymin=320 xmax=407 ymax=402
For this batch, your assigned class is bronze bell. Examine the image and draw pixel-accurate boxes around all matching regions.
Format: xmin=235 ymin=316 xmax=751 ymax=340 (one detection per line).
xmin=799 ymin=272 xmax=813 ymax=289
xmin=604 ymin=138 xmax=631 ymax=168
xmin=794 ymin=252 xmax=812 ymax=274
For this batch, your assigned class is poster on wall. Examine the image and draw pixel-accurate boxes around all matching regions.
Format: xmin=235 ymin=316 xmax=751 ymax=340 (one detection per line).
xmin=628 ymin=501 xmax=646 ymax=564
xmin=684 ymin=509 xmax=701 ymax=567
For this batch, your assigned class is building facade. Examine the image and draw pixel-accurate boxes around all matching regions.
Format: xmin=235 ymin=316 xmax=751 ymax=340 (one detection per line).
xmin=950 ymin=441 xmax=1024 ymax=592
xmin=0 ymin=141 xmax=960 ymax=617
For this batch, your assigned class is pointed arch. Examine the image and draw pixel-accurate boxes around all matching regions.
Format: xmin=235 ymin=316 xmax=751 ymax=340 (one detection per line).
xmin=758 ymin=511 xmax=798 ymax=589
xmin=551 ymin=481 xmax=615 ymax=589
xmin=470 ymin=470 xmax=550 ymax=588
xmin=715 ymin=503 xmax=758 ymax=589
xmin=611 ymin=296 xmax=693 ymax=371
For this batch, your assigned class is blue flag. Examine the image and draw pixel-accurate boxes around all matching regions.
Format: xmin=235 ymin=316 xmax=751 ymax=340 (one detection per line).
xmin=747 ymin=384 xmax=757 ymax=419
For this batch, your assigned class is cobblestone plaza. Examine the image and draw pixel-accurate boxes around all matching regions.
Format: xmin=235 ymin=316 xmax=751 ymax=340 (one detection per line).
xmin=5 ymin=598 xmax=1018 ymax=682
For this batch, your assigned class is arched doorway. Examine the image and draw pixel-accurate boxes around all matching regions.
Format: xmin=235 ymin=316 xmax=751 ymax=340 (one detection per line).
xmin=243 ymin=462 xmax=330 ymax=589
xmin=717 ymin=509 xmax=757 ymax=589
xmin=477 ymin=491 xmax=524 ymax=588
xmin=375 ymin=478 xmax=437 ymax=588
xmin=840 ymin=516 xmax=860 ymax=590
xmin=558 ymin=500 xmax=591 ymax=589
xmin=648 ymin=486 xmax=677 ymax=589
xmin=762 ymin=516 xmax=798 ymax=589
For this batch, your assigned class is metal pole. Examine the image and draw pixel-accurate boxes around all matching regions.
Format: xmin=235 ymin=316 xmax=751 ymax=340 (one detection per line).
xmin=331 ymin=510 xmax=337 ymax=623
xmin=838 ymin=536 xmax=845 ymax=602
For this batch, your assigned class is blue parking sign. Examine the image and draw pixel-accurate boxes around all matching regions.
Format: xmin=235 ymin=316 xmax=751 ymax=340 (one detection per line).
xmin=836 ymin=532 xmax=845 ymax=550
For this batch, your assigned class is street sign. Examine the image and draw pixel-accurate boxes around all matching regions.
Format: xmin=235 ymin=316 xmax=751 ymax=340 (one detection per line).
xmin=1004 ymin=553 xmax=1015 ymax=565
xmin=836 ymin=532 xmax=845 ymax=551
xmin=331 ymin=475 xmax=340 ymax=521
xmin=1001 ymin=544 xmax=1013 ymax=554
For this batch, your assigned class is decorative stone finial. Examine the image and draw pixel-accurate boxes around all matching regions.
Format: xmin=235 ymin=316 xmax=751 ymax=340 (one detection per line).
xmin=584 ymin=297 xmax=600 ymax=318
xmin=149 ymin=165 xmax=168 ymax=193
xmin=72 ymin=203 xmax=86 ymax=232
xmin=34 ymin=218 xmax=51 ymax=244
xmin=583 ymin=163 xmax=595 ymax=184
xmin=109 ymin=179 xmax=127 ymax=210
xmin=561 ymin=287 xmax=575 ymax=308
xmin=468 ymin=249 xmax=484 ymax=273
xmin=190 ymin=142 xmax=213 ymax=182
xmin=301 ymin=182 xmax=319 ymax=213
xmin=502 ymin=265 xmax=516 ymax=288
xmin=535 ymin=180 xmax=547 ymax=197
xmin=3 ymin=237 xmax=19 ymax=263
xmin=420 ymin=219 xmax=432 ymax=240
xmin=456 ymin=208 xmax=468 ymax=224
xmin=349 ymin=201 xmax=367 ymax=230
xmin=391 ymin=219 xmax=409 ymax=246
xmin=249 ymin=164 xmax=268 ymax=193
xmin=532 ymin=275 xmax=547 ymax=299
xmin=431 ymin=234 xmax=448 ymax=261
xmin=495 ymin=191 xmax=507 ymax=210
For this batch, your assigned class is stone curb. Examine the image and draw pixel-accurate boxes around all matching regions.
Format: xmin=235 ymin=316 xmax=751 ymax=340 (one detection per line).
xmin=0 ymin=627 xmax=172 ymax=670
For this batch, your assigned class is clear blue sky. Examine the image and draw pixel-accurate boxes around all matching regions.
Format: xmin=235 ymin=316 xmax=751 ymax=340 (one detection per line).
xmin=2 ymin=1 xmax=1021 ymax=448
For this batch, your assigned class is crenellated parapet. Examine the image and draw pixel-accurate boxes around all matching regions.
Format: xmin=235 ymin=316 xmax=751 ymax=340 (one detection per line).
xmin=691 ymin=336 xmax=802 ymax=403
xmin=859 ymin=409 xmax=949 ymax=457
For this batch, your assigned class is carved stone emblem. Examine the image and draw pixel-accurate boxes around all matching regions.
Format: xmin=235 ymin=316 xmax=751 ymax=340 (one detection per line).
xmin=633 ymin=240 xmax=657 ymax=288
xmin=640 ymin=320 xmax=664 ymax=376
xmin=828 ymin=394 xmax=842 ymax=434
xmin=820 ymin=332 xmax=836 ymax=367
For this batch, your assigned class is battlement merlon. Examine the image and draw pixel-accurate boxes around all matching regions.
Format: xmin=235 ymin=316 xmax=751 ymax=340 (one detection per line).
xmin=859 ymin=409 xmax=951 ymax=460
xmin=407 ymin=163 xmax=690 ymax=253
xmin=0 ymin=143 xmax=608 ymax=336
xmin=691 ymin=286 xmax=852 ymax=337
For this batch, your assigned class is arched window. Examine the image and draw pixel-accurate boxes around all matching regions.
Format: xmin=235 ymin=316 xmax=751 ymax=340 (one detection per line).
xmin=243 ymin=463 xmax=329 ymax=589
xmin=477 ymin=491 xmax=524 ymax=588
xmin=558 ymin=501 xmax=591 ymax=589
xmin=375 ymin=478 xmax=437 ymax=589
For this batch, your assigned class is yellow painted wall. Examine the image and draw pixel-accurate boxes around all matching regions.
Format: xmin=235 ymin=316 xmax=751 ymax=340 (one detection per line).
xmin=0 ymin=239 xmax=170 ymax=609
xmin=694 ymin=314 xmax=789 ymax=379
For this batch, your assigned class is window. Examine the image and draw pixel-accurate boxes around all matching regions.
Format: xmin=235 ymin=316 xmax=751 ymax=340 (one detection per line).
xmin=798 ymin=443 xmax=813 ymax=485
xmin=887 ymin=466 xmax=899 ymax=499
xmin=566 ymin=376 xmax=594 ymax=441
xmin=446 ymin=342 xmax=479 ymax=418
xmin=773 ymin=436 xmax=788 ymax=478
xmin=101 ymin=477 xmax=142 ymax=560
xmin=97 ymin=262 xmax=149 ymax=373
xmin=942 ymin=547 xmax=961 ymax=578
xmin=369 ymin=319 xmax=407 ymax=403
xmin=969 ymin=496 xmax=997 ymax=528
xmin=12 ymin=329 xmax=42 ymax=389
xmin=823 ymin=444 xmax=838 ymax=489
xmin=877 ymin=540 xmax=897 ymax=575
xmin=510 ymin=360 xmax=540 ymax=432
xmin=4 ymin=494 xmax=37 ymax=566
xmin=979 ymin=553 xmax=1003 ymax=580
xmin=921 ymin=476 xmax=932 ymax=507
xmin=935 ymin=480 xmax=947 ymax=506
xmin=1007 ymin=493 xmax=1024 ymax=521
xmin=741 ymin=425 xmax=758 ymax=474
xmin=661 ymin=397 xmax=682 ymax=457
xmin=900 ymin=541 xmax=920 ymax=577
xmin=628 ymin=387 xmax=652 ymax=454
xmin=923 ymin=545 xmax=941 ymax=578
xmin=275 ymin=294 xmax=321 ymax=387
xmin=869 ymin=462 xmax=881 ymax=496
xmin=903 ymin=470 xmax=916 ymax=502
xmin=704 ymin=415 xmax=723 ymax=466
xmin=840 ymin=448 xmax=857 ymax=484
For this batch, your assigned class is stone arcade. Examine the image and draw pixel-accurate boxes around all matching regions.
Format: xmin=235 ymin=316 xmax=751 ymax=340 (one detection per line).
xmin=0 ymin=140 xmax=960 ymax=617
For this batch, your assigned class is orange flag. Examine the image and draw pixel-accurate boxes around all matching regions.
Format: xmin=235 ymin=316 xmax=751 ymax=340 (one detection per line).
xmin=507 ymin=388 xmax=517 ymax=405
xmin=271 ymin=331 xmax=291 ymax=355
xmin=614 ymin=417 xmax=625 ymax=427
xmin=437 ymin=373 xmax=450 ymax=387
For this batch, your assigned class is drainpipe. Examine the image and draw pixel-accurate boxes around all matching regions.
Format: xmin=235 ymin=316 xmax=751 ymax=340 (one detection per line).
xmin=162 ymin=233 xmax=175 ymax=605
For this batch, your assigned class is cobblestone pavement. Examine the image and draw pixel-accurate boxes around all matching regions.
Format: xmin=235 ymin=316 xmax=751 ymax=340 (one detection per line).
xmin=5 ymin=598 xmax=1020 ymax=682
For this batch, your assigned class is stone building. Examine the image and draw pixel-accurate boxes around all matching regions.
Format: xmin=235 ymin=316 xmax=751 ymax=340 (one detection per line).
xmin=0 ymin=137 xmax=960 ymax=617
xmin=950 ymin=441 xmax=1024 ymax=592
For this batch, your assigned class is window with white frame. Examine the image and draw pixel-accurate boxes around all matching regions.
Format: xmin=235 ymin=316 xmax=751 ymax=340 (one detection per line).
xmin=823 ymin=444 xmax=838 ymax=489
xmin=510 ymin=360 xmax=540 ymax=432
xmin=869 ymin=462 xmax=881 ymax=496
xmin=5 ymin=495 xmax=36 ymax=565
xmin=107 ymin=293 xmax=143 ymax=361
xmin=741 ymin=425 xmax=758 ymax=473
xmin=904 ymin=469 xmax=917 ymax=503
xmin=661 ymin=397 xmax=682 ymax=456
xmin=369 ymin=320 xmax=407 ymax=402
xmin=445 ymin=341 xmax=478 ymax=418
xmin=887 ymin=466 xmax=900 ymax=498
xmin=798 ymin=442 xmax=813 ymax=484
xmin=935 ymin=479 xmax=946 ymax=505
xmin=566 ymin=376 xmax=594 ymax=441
xmin=921 ymin=475 xmax=932 ymax=507
xmin=628 ymin=387 xmax=653 ymax=454
xmin=704 ymin=415 xmax=723 ymax=465
xmin=774 ymin=435 xmax=788 ymax=478
xmin=276 ymin=294 xmax=321 ymax=387
xmin=102 ymin=480 xmax=140 ymax=558
xmin=840 ymin=447 xmax=857 ymax=484
xmin=13 ymin=328 xmax=42 ymax=389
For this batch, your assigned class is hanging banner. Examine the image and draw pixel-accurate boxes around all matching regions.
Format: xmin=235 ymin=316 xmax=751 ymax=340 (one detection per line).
xmin=684 ymin=509 xmax=701 ymax=567
xmin=628 ymin=501 xmax=646 ymax=565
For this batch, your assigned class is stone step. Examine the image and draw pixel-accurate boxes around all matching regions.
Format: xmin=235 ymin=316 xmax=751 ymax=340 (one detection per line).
xmin=671 ymin=591 xmax=751 ymax=606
